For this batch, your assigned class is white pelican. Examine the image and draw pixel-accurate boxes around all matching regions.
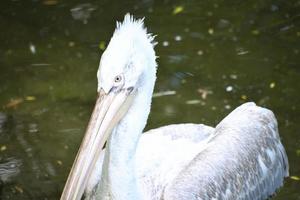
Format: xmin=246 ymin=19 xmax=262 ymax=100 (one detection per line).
xmin=60 ymin=14 xmax=289 ymax=200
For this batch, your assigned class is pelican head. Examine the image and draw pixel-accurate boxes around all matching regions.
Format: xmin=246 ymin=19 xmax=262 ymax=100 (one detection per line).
xmin=61 ymin=14 xmax=157 ymax=200
xmin=97 ymin=15 xmax=157 ymax=94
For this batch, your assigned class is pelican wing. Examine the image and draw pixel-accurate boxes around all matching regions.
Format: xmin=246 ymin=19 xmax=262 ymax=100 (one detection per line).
xmin=136 ymin=123 xmax=215 ymax=200
xmin=85 ymin=103 xmax=288 ymax=200
xmin=163 ymin=102 xmax=289 ymax=200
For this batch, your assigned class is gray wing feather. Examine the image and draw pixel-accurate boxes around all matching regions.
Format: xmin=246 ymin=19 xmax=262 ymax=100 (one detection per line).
xmin=164 ymin=102 xmax=289 ymax=200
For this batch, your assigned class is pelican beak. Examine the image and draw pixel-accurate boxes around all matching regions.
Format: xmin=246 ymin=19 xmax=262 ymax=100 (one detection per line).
xmin=60 ymin=87 xmax=135 ymax=200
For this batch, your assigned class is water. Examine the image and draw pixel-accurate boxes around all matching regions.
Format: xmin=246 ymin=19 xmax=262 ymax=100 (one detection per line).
xmin=0 ymin=0 xmax=299 ymax=199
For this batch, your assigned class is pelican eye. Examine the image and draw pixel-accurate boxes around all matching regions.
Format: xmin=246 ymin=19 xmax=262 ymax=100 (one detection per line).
xmin=114 ymin=75 xmax=122 ymax=83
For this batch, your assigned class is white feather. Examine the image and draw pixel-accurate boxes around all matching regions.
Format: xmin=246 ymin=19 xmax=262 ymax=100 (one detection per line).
xmin=84 ymin=14 xmax=288 ymax=200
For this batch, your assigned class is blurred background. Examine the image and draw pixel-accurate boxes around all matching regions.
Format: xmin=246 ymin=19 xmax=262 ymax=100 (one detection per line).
xmin=0 ymin=0 xmax=299 ymax=199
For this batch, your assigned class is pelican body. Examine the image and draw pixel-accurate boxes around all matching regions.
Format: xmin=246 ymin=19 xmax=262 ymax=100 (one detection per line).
xmin=60 ymin=14 xmax=289 ymax=200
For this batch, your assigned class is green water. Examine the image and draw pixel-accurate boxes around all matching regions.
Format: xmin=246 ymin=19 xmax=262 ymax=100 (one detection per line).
xmin=0 ymin=0 xmax=299 ymax=199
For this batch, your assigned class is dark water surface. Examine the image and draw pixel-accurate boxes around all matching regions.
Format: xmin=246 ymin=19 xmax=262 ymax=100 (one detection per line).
xmin=0 ymin=0 xmax=299 ymax=199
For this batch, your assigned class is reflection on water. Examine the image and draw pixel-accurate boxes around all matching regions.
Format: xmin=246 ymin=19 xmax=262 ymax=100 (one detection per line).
xmin=0 ymin=0 xmax=299 ymax=199
xmin=70 ymin=3 xmax=97 ymax=24
xmin=0 ymin=158 xmax=22 ymax=183
xmin=0 ymin=114 xmax=22 ymax=185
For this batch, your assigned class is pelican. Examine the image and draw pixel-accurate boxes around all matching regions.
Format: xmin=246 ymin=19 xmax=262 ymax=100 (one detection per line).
xmin=60 ymin=14 xmax=289 ymax=200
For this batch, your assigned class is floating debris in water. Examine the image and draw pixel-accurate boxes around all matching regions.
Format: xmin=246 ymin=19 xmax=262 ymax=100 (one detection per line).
xmin=231 ymin=36 xmax=238 ymax=41
xmin=225 ymin=105 xmax=231 ymax=109
xmin=162 ymin=41 xmax=169 ymax=47
xmin=241 ymin=95 xmax=247 ymax=100
xmin=296 ymin=149 xmax=300 ymax=156
xmin=56 ymin=160 xmax=63 ymax=166
xmin=258 ymin=96 xmax=270 ymax=105
xmin=29 ymin=43 xmax=36 ymax=54
xmin=45 ymin=162 xmax=57 ymax=176
xmin=25 ymin=96 xmax=36 ymax=101
xmin=186 ymin=100 xmax=202 ymax=105
xmin=207 ymin=11 xmax=213 ymax=16
xmin=211 ymin=106 xmax=217 ymax=111
xmin=230 ymin=74 xmax=238 ymax=79
xmin=269 ymin=82 xmax=276 ymax=88
xmin=153 ymin=90 xmax=176 ymax=98
xmin=70 ymin=3 xmax=97 ymax=24
xmin=226 ymin=86 xmax=233 ymax=92
xmin=14 ymin=185 xmax=24 ymax=193
xmin=237 ymin=49 xmax=249 ymax=55
xmin=167 ymin=55 xmax=188 ymax=64
xmin=190 ymin=32 xmax=205 ymax=39
xmin=290 ymin=176 xmax=300 ymax=181
xmin=4 ymin=98 xmax=23 ymax=109
xmin=280 ymin=25 xmax=294 ymax=32
xmin=270 ymin=4 xmax=279 ymax=12
xmin=33 ymin=108 xmax=49 ymax=116
xmin=99 ymin=41 xmax=106 ymax=50
xmin=217 ymin=19 xmax=230 ymax=29
xmin=1 ymin=145 xmax=7 ymax=151
xmin=68 ymin=41 xmax=75 ymax=47
xmin=28 ymin=123 xmax=38 ymax=133
xmin=164 ymin=105 xmax=176 ymax=116
xmin=197 ymin=88 xmax=213 ymax=99
xmin=197 ymin=50 xmax=203 ymax=55
xmin=174 ymin=35 xmax=182 ymax=41
xmin=251 ymin=30 xmax=260 ymax=35
xmin=208 ymin=28 xmax=214 ymax=35
xmin=58 ymin=128 xmax=82 ymax=133
xmin=173 ymin=6 xmax=184 ymax=15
